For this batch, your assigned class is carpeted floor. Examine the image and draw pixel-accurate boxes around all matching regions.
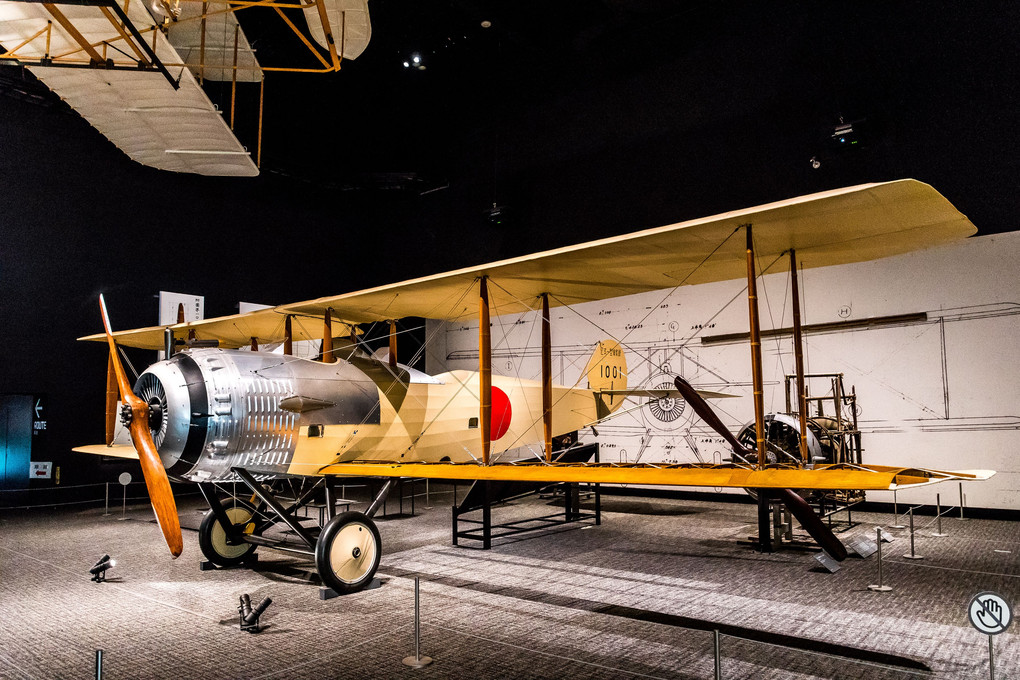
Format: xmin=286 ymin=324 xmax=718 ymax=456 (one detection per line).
xmin=0 ymin=485 xmax=1016 ymax=679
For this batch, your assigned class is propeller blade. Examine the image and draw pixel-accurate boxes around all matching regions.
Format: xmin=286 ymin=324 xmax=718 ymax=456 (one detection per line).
xmin=674 ymin=376 xmax=754 ymax=458
xmin=99 ymin=295 xmax=183 ymax=558
xmin=778 ymin=489 xmax=848 ymax=561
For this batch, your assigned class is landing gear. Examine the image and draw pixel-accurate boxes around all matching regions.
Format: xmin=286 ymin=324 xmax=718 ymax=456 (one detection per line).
xmin=315 ymin=511 xmax=381 ymax=594
xmin=198 ymin=473 xmax=389 ymax=594
xmin=199 ymin=500 xmax=259 ymax=567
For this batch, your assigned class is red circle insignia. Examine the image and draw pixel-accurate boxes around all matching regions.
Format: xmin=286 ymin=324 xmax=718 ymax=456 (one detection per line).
xmin=491 ymin=386 xmax=512 ymax=440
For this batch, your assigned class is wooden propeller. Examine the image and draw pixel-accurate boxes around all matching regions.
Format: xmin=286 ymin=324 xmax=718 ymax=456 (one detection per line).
xmin=674 ymin=376 xmax=754 ymax=458
xmin=674 ymin=375 xmax=847 ymax=560
xmin=100 ymin=295 xmax=183 ymax=558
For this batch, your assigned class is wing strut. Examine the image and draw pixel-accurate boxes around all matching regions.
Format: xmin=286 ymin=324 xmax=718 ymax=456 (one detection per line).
xmin=388 ymin=320 xmax=398 ymax=369
xmin=743 ymin=224 xmax=767 ymax=469
xmin=479 ymin=277 xmax=491 ymax=465
xmin=789 ymin=249 xmax=810 ymax=465
xmin=743 ymin=224 xmax=773 ymax=554
xmin=322 ymin=308 xmax=333 ymax=362
xmin=541 ymin=293 xmax=553 ymax=462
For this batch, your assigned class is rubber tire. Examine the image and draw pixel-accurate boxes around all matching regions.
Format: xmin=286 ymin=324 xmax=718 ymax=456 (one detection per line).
xmin=315 ymin=511 xmax=381 ymax=595
xmin=198 ymin=500 xmax=258 ymax=567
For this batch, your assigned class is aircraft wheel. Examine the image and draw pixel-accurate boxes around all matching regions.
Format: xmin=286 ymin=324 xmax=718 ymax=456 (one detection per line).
xmin=198 ymin=500 xmax=258 ymax=566
xmin=315 ymin=511 xmax=381 ymax=594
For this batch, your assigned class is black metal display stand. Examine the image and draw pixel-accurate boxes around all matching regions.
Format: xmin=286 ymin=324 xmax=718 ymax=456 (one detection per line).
xmin=451 ymin=443 xmax=601 ymax=549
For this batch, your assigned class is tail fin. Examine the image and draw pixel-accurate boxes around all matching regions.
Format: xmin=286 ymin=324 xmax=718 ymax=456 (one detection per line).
xmin=584 ymin=339 xmax=628 ymax=419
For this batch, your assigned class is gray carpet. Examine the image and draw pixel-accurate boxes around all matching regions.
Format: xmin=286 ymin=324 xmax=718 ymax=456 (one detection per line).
xmin=0 ymin=486 xmax=1016 ymax=679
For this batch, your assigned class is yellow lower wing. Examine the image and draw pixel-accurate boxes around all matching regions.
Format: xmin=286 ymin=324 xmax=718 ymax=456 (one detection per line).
xmin=318 ymin=461 xmax=994 ymax=491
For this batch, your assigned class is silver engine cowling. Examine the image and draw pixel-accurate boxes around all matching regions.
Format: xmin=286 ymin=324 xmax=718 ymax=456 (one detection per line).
xmin=132 ymin=348 xmax=383 ymax=482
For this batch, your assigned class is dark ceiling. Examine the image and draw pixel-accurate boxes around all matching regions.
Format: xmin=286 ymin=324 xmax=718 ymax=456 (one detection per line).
xmin=0 ymin=0 xmax=1017 ymax=471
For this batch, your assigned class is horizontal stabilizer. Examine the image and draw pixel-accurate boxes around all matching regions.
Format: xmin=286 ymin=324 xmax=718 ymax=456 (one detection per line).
xmin=73 ymin=444 xmax=139 ymax=460
xmin=600 ymin=387 xmax=736 ymax=400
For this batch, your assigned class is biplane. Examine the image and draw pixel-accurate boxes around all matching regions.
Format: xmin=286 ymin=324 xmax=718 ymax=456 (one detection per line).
xmin=0 ymin=0 xmax=369 ymax=175
xmin=76 ymin=179 xmax=994 ymax=594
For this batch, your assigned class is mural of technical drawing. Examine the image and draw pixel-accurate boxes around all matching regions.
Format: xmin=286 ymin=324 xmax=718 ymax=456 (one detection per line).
xmin=431 ymin=231 xmax=1020 ymax=509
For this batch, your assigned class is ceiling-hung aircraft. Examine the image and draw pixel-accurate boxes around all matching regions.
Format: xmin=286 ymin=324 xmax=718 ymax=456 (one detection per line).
xmin=76 ymin=179 xmax=994 ymax=594
xmin=0 ymin=0 xmax=369 ymax=176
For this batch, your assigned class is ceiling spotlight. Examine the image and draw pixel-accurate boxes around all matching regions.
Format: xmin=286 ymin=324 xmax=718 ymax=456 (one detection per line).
xmin=810 ymin=156 xmax=821 ymax=169
xmin=238 ymin=593 xmax=273 ymax=633
xmin=412 ymin=54 xmax=421 ymax=64
xmin=403 ymin=61 xmax=410 ymax=68
xmin=90 ymin=554 xmax=115 ymax=583
xmin=480 ymin=20 xmax=492 ymax=28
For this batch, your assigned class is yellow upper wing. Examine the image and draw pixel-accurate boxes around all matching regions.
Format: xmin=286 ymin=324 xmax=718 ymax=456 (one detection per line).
xmin=82 ymin=179 xmax=975 ymax=349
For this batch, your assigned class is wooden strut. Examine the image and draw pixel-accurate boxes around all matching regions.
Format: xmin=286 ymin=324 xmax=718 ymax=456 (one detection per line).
xmin=199 ymin=0 xmax=206 ymax=83
xmin=745 ymin=223 xmax=771 ymax=554
xmin=250 ymin=336 xmax=258 ymax=352
xmin=311 ymin=0 xmax=340 ymax=70
xmin=388 ymin=320 xmax=398 ymax=369
xmin=257 ymin=76 xmax=264 ymax=167
xmin=98 ymin=6 xmax=148 ymax=65
xmin=230 ymin=23 xmax=238 ymax=129
xmin=541 ymin=293 xmax=553 ymax=462
xmin=789 ymin=249 xmax=810 ymax=465
xmin=479 ymin=277 xmax=491 ymax=465
xmin=283 ymin=314 xmax=293 ymax=355
xmin=42 ymin=4 xmax=104 ymax=62
xmin=744 ymin=224 xmax=766 ymax=469
xmin=321 ymin=308 xmax=333 ymax=362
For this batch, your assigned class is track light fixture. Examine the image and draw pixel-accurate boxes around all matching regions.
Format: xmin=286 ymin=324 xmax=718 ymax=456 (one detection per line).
xmin=238 ymin=593 xmax=273 ymax=633
xmin=90 ymin=555 xmax=115 ymax=582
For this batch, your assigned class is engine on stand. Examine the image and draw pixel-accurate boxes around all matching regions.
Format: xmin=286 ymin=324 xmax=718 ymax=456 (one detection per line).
xmin=735 ymin=372 xmax=865 ymax=545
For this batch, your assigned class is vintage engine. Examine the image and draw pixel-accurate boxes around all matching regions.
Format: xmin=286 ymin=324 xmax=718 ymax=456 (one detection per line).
xmin=131 ymin=349 xmax=382 ymax=482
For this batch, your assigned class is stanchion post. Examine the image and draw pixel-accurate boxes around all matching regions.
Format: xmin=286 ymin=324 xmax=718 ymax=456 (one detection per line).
xmin=903 ymin=507 xmax=924 ymax=560
xmin=868 ymin=527 xmax=892 ymax=592
xmin=890 ymin=488 xmax=904 ymax=528
xmin=713 ymin=629 xmax=721 ymax=680
xmin=960 ymin=482 xmax=967 ymax=521
xmin=121 ymin=485 xmax=127 ymax=517
xmin=402 ymin=576 xmax=433 ymax=668
xmin=989 ymin=634 xmax=995 ymax=680
xmin=933 ymin=493 xmax=947 ymax=537
xmin=103 ymin=483 xmax=110 ymax=516
xmin=95 ymin=649 xmax=103 ymax=680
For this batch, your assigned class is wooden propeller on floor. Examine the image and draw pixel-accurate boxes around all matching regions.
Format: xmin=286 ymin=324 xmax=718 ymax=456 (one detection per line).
xmin=100 ymin=295 xmax=183 ymax=558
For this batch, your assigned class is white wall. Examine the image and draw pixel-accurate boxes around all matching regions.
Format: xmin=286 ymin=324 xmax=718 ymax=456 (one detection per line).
xmin=428 ymin=232 xmax=1020 ymax=510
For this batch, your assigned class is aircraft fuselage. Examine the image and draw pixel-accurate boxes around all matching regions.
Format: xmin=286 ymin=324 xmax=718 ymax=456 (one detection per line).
xmin=136 ymin=348 xmax=605 ymax=483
